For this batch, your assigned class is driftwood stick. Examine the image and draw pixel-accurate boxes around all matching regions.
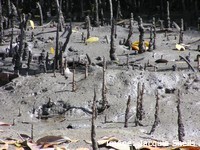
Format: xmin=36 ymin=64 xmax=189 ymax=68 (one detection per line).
xmin=172 ymin=21 xmax=180 ymax=31
xmin=187 ymin=39 xmax=200 ymax=44
xmin=179 ymin=55 xmax=196 ymax=72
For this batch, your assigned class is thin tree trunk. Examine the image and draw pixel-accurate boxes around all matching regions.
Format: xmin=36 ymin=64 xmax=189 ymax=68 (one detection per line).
xmin=55 ymin=22 xmax=60 ymax=69
xmin=7 ymin=0 xmax=11 ymax=29
xmin=14 ymin=13 xmax=25 ymax=75
xmin=179 ymin=19 xmax=184 ymax=44
xmin=99 ymin=0 xmax=104 ymax=26
xmin=85 ymin=15 xmax=91 ymax=39
xmin=36 ymin=2 xmax=43 ymax=26
xmin=125 ymin=13 xmax=134 ymax=46
xmin=9 ymin=25 xmax=14 ymax=57
xmin=62 ymin=23 xmax=72 ymax=52
xmin=160 ymin=0 xmax=164 ymax=20
xmin=109 ymin=0 xmax=113 ymax=26
xmin=182 ymin=0 xmax=186 ymax=11
xmin=95 ymin=0 xmax=99 ymax=26
xmin=0 ymin=0 xmax=3 ymax=44
xmin=116 ymin=0 xmax=122 ymax=20
xmin=55 ymin=0 xmax=64 ymax=31
xmin=80 ymin=0 xmax=84 ymax=19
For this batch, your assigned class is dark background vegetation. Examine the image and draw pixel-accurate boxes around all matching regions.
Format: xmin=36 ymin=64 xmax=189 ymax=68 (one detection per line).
xmin=1 ymin=0 xmax=200 ymax=27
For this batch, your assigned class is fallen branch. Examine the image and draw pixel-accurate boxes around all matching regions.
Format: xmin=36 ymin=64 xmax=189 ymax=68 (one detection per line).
xmin=187 ymin=38 xmax=200 ymax=45
xmin=172 ymin=21 xmax=180 ymax=31
xmin=179 ymin=55 xmax=196 ymax=72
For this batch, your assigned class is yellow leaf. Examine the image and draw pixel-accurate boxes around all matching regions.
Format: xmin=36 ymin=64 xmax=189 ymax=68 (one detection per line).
xmin=72 ymin=29 xmax=78 ymax=33
xmin=86 ymin=37 xmax=99 ymax=43
xmin=132 ymin=41 xmax=149 ymax=51
xmin=29 ymin=20 xmax=35 ymax=29
xmin=50 ymin=47 xmax=55 ymax=54
xmin=14 ymin=142 xmax=22 ymax=147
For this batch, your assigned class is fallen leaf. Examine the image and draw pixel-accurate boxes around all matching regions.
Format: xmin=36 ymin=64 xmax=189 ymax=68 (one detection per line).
xmin=26 ymin=141 xmax=40 ymax=150
xmin=0 ymin=121 xmax=13 ymax=126
xmin=106 ymin=141 xmax=130 ymax=150
xmin=0 ymin=143 xmax=8 ymax=150
xmin=15 ymin=147 xmax=24 ymax=150
xmin=84 ymin=136 xmax=119 ymax=146
xmin=132 ymin=41 xmax=149 ymax=51
xmin=139 ymin=146 xmax=170 ymax=150
xmin=175 ymin=44 xmax=185 ymax=51
xmin=14 ymin=141 xmax=22 ymax=147
xmin=29 ymin=20 xmax=35 ymax=29
xmin=50 ymin=47 xmax=55 ymax=54
xmin=37 ymin=136 xmax=77 ymax=148
xmin=0 ymin=139 xmax=17 ymax=145
xmin=86 ymin=37 xmax=99 ymax=43
xmin=172 ymin=146 xmax=200 ymax=150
